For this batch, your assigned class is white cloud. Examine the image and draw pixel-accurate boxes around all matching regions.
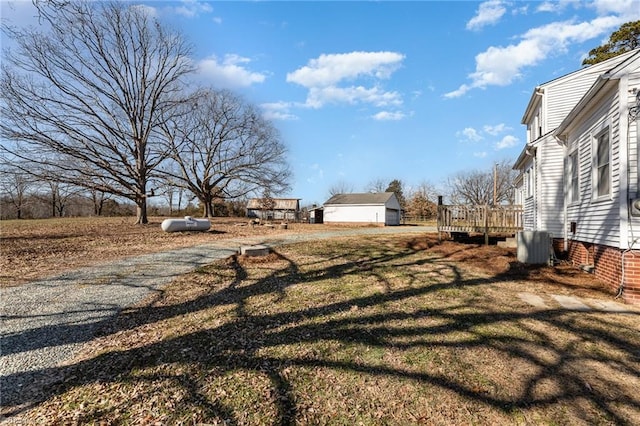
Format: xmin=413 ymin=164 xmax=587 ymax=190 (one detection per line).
xmin=466 ymin=0 xmax=507 ymax=31
xmin=537 ymin=1 xmax=562 ymax=13
xmin=287 ymin=51 xmax=404 ymax=87
xmin=174 ymin=0 xmax=213 ymax=18
xmin=483 ymin=123 xmax=511 ymax=135
xmin=445 ymin=12 xmax=636 ymax=98
xmin=306 ymin=163 xmax=324 ymax=184
xmin=474 ymin=152 xmax=488 ymax=158
xmin=444 ymin=84 xmax=472 ymax=99
xmin=306 ymin=86 xmax=402 ymax=109
xmin=286 ymin=51 xmax=405 ymax=109
xmin=372 ymin=111 xmax=405 ymax=121
xmin=260 ymin=102 xmax=298 ymax=121
xmin=457 ymin=127 xmax=484 ymax=142
xmin=131 ymin=4 xmax=158 ymax=18
xmin=495 ymin=134 xmax=519 ymax=149
xmin=592 ymin=0 xmax=640 ymax=17
xmin=197 ymin=54 xmax=267 ymax=89
xmin=512 ymin=4 xmax=529 ymax=15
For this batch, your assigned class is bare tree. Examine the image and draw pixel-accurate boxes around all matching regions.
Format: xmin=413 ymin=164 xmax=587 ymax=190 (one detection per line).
xmin=445 ymin=159 xmax=516 ymax=205
xmin=86 ymin=188 xmax=112 ymax=216
xmin=258 ymin=188 xmax=276 ymax=222
xmin=327 ymin=180 xmax=354 ymax=197
xmin=36 ymin=180 xmax=83 ymax=218
xmin=160 ymin=89 xmax=291 ymax=218
xmin=0 ymin=1 xmax=194 ymax=224
xmin=0 ymin=166 xmax=32 ymax=219
xmin=405 ymin=181 xmax=438 ymax=218
xmin=365 ymin=178 xmax=388 ymax=193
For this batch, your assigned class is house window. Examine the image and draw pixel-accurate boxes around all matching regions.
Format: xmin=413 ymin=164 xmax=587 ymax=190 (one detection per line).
xmin=594 ymin=128 xmax=610 ymax=198
xmin=568 ymin=150 xmax=579 ymax=203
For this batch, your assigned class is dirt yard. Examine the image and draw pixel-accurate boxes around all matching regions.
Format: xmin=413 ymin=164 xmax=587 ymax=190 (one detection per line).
xmin=2 ymin=220 xmax=638 ymax=425
xmin=0 ymin=216 xmax=326 ymax=287
xmin=1 ymin=216 xmax=611 ymax=295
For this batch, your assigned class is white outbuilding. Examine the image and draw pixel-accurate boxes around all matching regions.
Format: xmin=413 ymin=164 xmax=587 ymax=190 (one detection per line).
xmin=323 ymin=192 xmax=402 ymax=226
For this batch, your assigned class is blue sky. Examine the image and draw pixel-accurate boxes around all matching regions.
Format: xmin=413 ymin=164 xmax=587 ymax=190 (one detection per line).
xmin=2 ymin=0 xmax=640 ymax=206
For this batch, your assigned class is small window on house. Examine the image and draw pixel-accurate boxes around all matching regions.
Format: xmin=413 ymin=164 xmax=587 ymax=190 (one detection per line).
xmin=594 ymin=128 xmax=610 ymax=198
xmin=568 ymin=150 xmax=579 ymax=203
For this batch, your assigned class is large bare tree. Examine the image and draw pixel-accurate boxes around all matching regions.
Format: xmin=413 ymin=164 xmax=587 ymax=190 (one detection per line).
xmin=0 ymin=1 xmax=193 ymax=224
xmin=160 ymin=89 xmax=291 ymax=218
xmin=445 ymin=159 xmax=516 ymax=205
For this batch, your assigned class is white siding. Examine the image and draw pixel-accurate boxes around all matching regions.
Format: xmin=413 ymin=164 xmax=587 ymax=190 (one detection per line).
xmin=524 ymin=197 xmax=535 ymax=230
xmin=630 ymin=71 xmax=640 ymax=197
xmin=625 ymin=71 xmax=640 ymax=248
xmin=536 ymin=135 xmax=565 ymax=236
xmin=543 ymin=52 xmax=638 ymax=132
xmin=545 ymin=69 xmax=608 ymax=130
xmin=324 ymin=205 xmax=387 ymax=224
xmin=566 ymin=90 xmax=620 ymax=248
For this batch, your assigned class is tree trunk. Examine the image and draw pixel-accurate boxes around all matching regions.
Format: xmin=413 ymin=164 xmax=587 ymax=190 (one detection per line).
xmin=135 ymin=194 xmax=148 ymax=224
xmin=204 ymin=197 xmax=214 ymax=218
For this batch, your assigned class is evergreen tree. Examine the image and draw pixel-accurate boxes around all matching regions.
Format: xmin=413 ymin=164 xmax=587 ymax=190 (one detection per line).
xmin=385 ymin=179 xmax=406 ymax=209
xmin=582 ymin=21 xmax=640 ymax=66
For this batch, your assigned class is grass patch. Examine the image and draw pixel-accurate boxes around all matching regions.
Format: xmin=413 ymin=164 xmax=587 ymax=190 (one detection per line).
xmin=7 ymin=233 xmax=640 ymax=425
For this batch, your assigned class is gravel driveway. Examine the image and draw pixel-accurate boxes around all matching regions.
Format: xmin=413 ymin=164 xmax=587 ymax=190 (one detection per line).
xmin=1 ymin=226 xmax=434 ymax=411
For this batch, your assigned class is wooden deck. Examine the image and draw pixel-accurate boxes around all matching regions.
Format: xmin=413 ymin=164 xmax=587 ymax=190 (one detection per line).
xmin=437 ymin=204 xmax=523 ymax=243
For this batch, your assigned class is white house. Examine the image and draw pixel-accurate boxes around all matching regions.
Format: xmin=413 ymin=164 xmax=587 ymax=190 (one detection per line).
xmin=553 ymin=49 xmax=640 ymax=304
xmin=514 ymin=50 xmax=639 ymax=239
xmin=323 ymin=192 xmax=402 ymax=226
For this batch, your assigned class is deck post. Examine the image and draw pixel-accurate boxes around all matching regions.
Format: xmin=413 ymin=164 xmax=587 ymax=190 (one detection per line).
xmin=437 ymin=196 xmax=443 ymax=243
xmin=484 ymin=204 xmax=489 ymax=246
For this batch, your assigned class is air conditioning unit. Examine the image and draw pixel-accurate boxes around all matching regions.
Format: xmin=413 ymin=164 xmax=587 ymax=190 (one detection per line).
xmin=517 ymin=231 xmax=552 ymax=265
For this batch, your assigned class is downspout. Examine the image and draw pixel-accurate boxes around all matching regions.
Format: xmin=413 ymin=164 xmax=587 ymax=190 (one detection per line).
xmin=619 ymin=87 xmax=640 ymax=298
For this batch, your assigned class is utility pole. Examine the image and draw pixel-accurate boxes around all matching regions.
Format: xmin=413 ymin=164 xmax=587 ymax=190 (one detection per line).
xmin=493 ymin=163 xmax=497 ymax=206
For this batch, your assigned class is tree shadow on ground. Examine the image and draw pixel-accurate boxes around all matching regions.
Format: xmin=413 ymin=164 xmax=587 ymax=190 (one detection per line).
xmin=2 ymin=236 xmax=639 ymax=424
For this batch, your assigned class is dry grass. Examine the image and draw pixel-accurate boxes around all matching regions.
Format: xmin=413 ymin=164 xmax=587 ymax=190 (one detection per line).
xmin=3 ymin=225 xmax=639 ymax=425
xmin=0 ymin=216 xmax=326 ymax=287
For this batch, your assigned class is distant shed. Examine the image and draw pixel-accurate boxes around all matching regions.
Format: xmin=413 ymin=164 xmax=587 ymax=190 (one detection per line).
xmin=323 ymin=192 xmax=401 ymax=226
xmin=246 ymin=198 xmax=301 ymax=221
xmin=309 ymin=206 xmax=324 ymax=224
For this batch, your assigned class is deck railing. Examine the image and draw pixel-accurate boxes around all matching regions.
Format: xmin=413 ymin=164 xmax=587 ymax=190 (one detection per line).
xmin=437 ymin=204 xmax=523 ymax=243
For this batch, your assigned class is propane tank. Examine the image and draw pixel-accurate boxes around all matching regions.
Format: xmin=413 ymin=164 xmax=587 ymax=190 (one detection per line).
xmin=161 ymin=216 xmax=211 ymax=232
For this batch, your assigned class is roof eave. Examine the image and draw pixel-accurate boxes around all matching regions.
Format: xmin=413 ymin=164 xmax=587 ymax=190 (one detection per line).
xmin=521 ymin=87 xmax=543 ymax=124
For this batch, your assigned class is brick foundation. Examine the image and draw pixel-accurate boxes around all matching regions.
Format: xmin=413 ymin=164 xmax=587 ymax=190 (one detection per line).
xmin=559 ymin=239 xmax=640 ymax=305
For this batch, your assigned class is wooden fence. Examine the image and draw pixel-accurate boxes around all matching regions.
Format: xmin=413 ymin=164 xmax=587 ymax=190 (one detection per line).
xmin=437 ymin=204 xmax=523 ymax=244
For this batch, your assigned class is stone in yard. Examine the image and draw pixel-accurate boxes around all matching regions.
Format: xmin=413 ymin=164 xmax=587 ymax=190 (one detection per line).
xmin=240 ymin=245 xmax=270 ymax=257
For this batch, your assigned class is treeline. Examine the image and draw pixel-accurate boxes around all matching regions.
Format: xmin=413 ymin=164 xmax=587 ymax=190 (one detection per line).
xmin=0 ymin=174 xmax=248 ymax=220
